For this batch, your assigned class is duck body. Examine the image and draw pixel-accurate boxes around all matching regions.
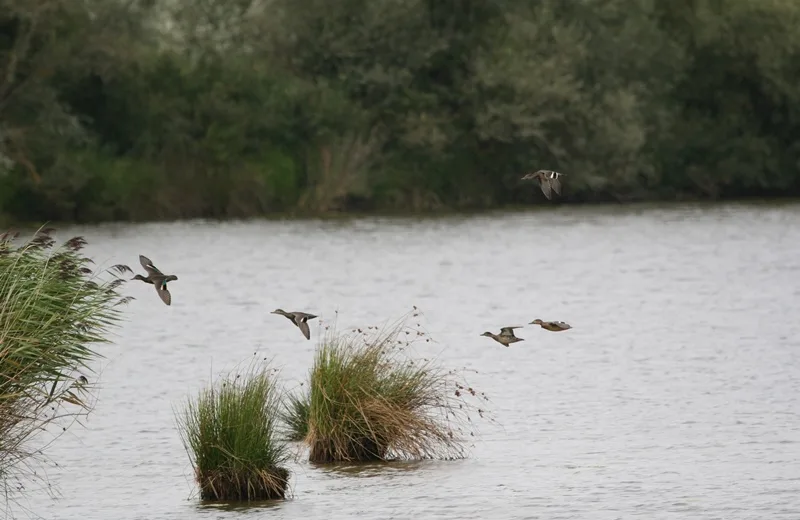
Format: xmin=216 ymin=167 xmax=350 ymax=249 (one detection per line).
xmin=132 ymin=255 xmax=178 ymax=306
xmin=481 ymin=326 xmax=525 ymax=347
xmin=521 ymin=169 xmax=565 ymax=200
xmin=272 ymin=309 xmax=318 ymax=340
xmin=530 ymin=318 xmax=572 ymax=332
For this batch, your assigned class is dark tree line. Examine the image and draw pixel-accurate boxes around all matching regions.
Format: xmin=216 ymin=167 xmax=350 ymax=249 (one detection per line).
xmin=1 ymin=0 xmax=799 ymax=222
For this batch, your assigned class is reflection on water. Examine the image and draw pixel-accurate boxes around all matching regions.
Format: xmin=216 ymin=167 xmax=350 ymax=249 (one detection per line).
xmin=314 ymin=460 xmax=433 ymax=478
xmin=17 ymin=202 xmax=800 ymax=519
xmin=194 ymin=500 xmax=284 ymax=514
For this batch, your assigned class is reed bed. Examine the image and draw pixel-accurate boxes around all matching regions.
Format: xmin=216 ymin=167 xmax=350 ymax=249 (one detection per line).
xmin=288 ymin=311 xmax=489 ymax=463
xmin=177 ymin=360 xmax=290 ymax=501
xmin=0 ymin=227 xmax=131 ymax=489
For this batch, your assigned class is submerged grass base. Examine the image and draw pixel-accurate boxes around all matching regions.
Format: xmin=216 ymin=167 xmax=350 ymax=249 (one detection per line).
xmin=196 ymin=467 xmax=290 ymax=501
xmin=310 ymin=437 xmax=387 ymax=463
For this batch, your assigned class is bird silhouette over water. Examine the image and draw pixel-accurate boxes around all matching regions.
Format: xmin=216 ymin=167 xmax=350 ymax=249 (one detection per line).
xmin=521 ymin=170 xmax=565 ymax=200
xmin=271 ymin=309 xmax=318 ymax=340
xmin=132 ymin=255 xmax=178 ymax=306
xmin=481 ymin=326 xmax=525 ymax=347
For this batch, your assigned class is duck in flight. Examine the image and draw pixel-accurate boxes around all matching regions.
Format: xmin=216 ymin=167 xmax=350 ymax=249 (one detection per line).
xmin=521 ymin=169 xmax=565 ymax=200
xmin=271 ymin=309 xmax=318 ymax=340
xmin=132 ymin=255 xmax=178 ymax=306
xmin=530 ymin=318 xmax=572 ymax=332
xmin=481 ymin=326 xmax=525 ymax=347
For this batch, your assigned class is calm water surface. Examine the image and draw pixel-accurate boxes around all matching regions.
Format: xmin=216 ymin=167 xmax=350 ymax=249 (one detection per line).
xmin=20 ymin=203 xmax=800 ymax=519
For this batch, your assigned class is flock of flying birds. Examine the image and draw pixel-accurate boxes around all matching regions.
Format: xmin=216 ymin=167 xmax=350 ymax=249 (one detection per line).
xmin=131 ymin=254 xmax=319 ymax=339
xmin=479 ymin=169 xmax=573 ymax=345
xmin=131 ymin=169 xmax=571 ymax=345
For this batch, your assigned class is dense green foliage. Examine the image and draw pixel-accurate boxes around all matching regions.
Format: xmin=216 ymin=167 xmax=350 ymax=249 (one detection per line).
xmin=2 ymin=0 xmax=799 ymax=222
xmin=177 ymin=360 xmax=290 ymax=501
xmin=0 ymin=228 xmax=130 ymax=495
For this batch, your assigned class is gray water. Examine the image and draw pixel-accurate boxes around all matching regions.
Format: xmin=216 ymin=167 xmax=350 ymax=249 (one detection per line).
xmin=19 ymin=203 xmax=800 ymax=519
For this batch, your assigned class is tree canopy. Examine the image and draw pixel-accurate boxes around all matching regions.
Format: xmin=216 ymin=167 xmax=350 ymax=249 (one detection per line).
xmin=1 ymin=0 xmax=798 ymax=221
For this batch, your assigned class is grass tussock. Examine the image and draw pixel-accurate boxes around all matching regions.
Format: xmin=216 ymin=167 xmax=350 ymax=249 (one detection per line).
xmin=291 ymin=310 xmax=490 ymax=463
xmin=0 ymin=227 xmax=131 ymax=490
xmin=177 ymin=359 xmax=290 ymax=502
xmin=281 ymin=390 xmax=310 ymax=443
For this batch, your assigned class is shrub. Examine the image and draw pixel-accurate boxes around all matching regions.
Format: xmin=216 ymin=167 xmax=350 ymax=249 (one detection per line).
xmin=0 ymin=227 xmax=131 ymax=493
xmin=177 ymin=359 xmax=290 ymax=501
xmin=292 ymin=311 xmax=488 ymax=463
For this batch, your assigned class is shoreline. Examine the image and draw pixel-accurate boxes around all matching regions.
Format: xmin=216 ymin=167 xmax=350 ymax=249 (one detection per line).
xmin=4 ymin=196 xmax=800 ymax=230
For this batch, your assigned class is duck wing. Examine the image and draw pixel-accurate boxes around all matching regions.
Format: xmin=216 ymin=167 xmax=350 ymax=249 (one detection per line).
xmin=550 ymin=176 xmax=562 ymax=196
xmin=539 ymin=179 xmax=552 ymax=199
xmin=297 ymin=319 xmax=311 ymax=340
xmin=154 ymin=281 xmax=171 ymax=306
xmin=499 ymin=326 xmax=522 ymax=336
xmin=139 ymin=255 xmax=163 ymax=277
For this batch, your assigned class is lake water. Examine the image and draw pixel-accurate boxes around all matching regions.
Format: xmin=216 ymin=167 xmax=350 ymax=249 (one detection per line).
xmin=18 ymin=203 xmax=800 ymax=519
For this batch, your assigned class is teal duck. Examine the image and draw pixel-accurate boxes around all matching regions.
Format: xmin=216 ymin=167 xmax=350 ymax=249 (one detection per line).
xmin=530 ymin=318 xmax=572 ymax=332
xmin=480 ymin=326 xmax=525 ymax=347
xmin=132 ymin=254 xmax=178 ymax=306
xmin=271 ymin=309 xmax=318 ymax=340
xmin=521 ymin=169 xmax=565 ymax=200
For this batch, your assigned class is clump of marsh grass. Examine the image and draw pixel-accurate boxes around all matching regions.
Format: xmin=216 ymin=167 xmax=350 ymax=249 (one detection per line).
xmin=292 ymin=310 xmax=489 ymax=463
xmin=281 ymin=389 xmax=310 ymax=442
xmin=0 ymin=227 xmax=132 ymax=495
xmin=177 ymin=359 xmax=290 ymax=502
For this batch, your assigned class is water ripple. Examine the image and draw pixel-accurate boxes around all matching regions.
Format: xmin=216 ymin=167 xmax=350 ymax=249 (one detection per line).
xmin=20 ymin=203 xmax=800 ymax=519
